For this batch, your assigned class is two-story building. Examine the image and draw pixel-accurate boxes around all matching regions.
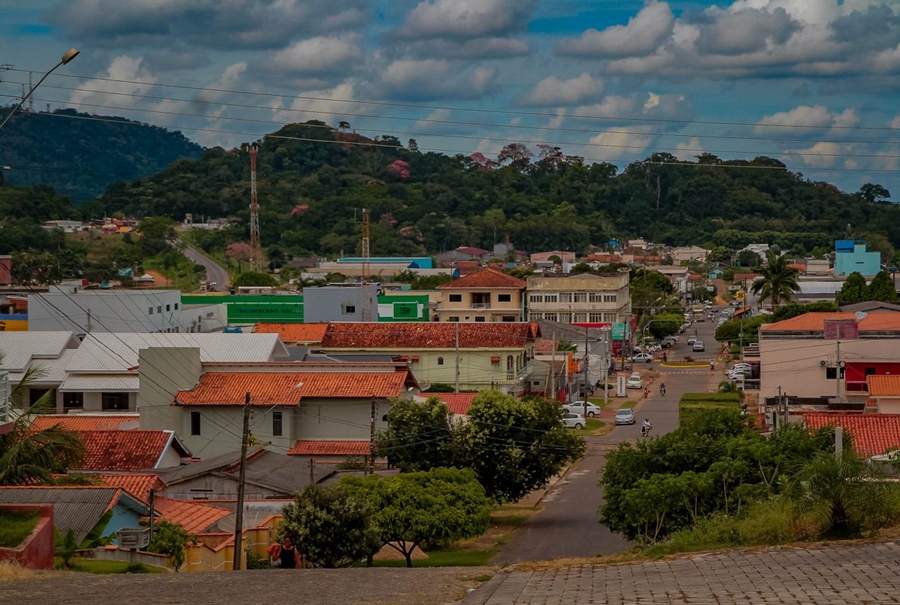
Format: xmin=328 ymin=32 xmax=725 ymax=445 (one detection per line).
xmin=758 ymin=312 xmax=900 ymax=403
xmin=317 ymin=322 xmax=540 ymax=394
xmin=834 ymin=240 xmax=881 ymax=277
xmin=527 ymin=272 xmax=631 ymax=325
xmin=435 ymin=268 xmax=527 ymax=322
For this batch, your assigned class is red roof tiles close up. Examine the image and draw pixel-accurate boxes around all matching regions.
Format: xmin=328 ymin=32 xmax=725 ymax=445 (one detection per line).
xmin=96 ymin=473 xmax=163 ymax=503
xmin=73 ymin=431 xmax=177 ymax=472
xmin=803 ymin=413 xmax=900 ymax=457
xmin=321 ymin=322 xmax=540 ymax=349
xmin=30 ymin=414 xmax=139 ymax=432
xmin=288 ymin=440 xmax=372 ymax=456
xmin=867 ymin=375 xmax=900 ymax=397
xmin=153 ymin=497 xmax=232 ymax=534
xmin=763 ymin=312 xmax=900 ymax=333
xmin=432 ymin=392 xmax=477 ymax=415
xmin=253 ymin=323 xmax=328 ymax=343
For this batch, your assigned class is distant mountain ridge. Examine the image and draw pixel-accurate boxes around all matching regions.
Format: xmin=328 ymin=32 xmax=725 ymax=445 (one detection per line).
xmin=0 ymin=108 xmax=203 ymax=202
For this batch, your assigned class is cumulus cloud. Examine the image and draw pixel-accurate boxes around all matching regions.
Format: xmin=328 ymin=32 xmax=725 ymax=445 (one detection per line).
xmin=268 ymin=35 xmax=362 ymax=76
xmin=69 ymin=56 xmax=158 ymax=109
xmin=556 ymin=2 xmax=675 ymax=58
xmin=587 ymin=127 xmax=655 ymax=161
xmin=524 ymin=73 xmax=604 ymax=106
xmin=394 ymin=0 xmax=536 ymax=40
xmin=574 ymin=92 xmax=691 ymax=125
xmin=44 ymin=0 xmax=368 ymax=50
xmin=674 ymin=137 xmax=705 ymax=161
xmin=694 ymin=7 xmax=798 ymax=55
xmin=754 ymin=105 xmax=860 ymax=135
xmin=371 ymin=59 xmax=497 ymax=101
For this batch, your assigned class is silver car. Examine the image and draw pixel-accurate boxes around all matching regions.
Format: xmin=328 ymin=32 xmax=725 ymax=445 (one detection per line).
xmin=562 ymin=413 xmax=586 ymax=430
xmin=564 ymin=401 xmax=601 ymax=418
xmin=615 ymin=408 xmax=635 ymax=425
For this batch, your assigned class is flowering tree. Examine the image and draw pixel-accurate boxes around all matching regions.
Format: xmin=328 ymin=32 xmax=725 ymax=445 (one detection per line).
xmin=469 ymin=152 xmax=497 ymax=170
xmin=291 ymin=204 xmax=309 ymax=217
xmin=387 ymin=160 xmax=410 ymax=179
xmin=226 ymin=242 xmax=253 ymax=271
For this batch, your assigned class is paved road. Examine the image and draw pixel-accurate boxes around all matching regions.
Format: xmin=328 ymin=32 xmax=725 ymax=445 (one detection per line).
xmin=468 ymin=541 xmax=900 ymax=604
xmin=179 ymin=243 xmax=230 ymax=290
xmin=492 ymin=315 xmax=723 ymax=565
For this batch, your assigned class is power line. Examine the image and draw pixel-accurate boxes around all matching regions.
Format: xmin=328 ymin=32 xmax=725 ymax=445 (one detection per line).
xmin=10 ymin=68 xmax=900 ymax=132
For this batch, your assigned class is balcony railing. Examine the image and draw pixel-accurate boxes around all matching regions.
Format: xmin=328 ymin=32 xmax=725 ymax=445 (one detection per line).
xmin=471 ymin=302 xmax=491 ymax=309
xmin=505 ymin=361 xmax=533 ymax=382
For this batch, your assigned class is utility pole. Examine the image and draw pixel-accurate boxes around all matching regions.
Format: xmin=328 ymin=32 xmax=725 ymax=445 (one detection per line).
xmin=583 ymin=327 xmax=589 ymax=417
xmin=308 ymin=458 xmax=315 ymax=485
xmin=549 ymin=331 xmax=556 ymax=399
xmin=232 ymin=392 xmax=251 ymax=571
xmin=602 ymin=329 xmax=610 ymax=408
xmin=454 ymin=322 xmax=460 ymax=393
xmin=835 ymin=337 xmax=842 ymax=403
xmin=246 ymin=144 xmax=261 ymax=272
xmin=86 ymin=309 xmax=92 ymax=334
xmin=369 ymin=398 xmax=376 ymax=475
xmin=148 ymin=488 xmax=155 ymax=543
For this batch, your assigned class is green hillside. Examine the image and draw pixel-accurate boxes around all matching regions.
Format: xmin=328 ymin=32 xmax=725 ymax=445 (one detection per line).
xmin=0 ymin=107 xmax=203 ymax=202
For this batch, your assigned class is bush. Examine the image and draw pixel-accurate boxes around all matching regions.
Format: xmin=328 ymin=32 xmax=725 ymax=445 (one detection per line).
xmin=679 ymin=393 xmax=741 ymax=426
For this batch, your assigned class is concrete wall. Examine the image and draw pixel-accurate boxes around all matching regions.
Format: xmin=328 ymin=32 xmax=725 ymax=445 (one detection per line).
xmin=138 ymin=347 xmax=203 ymax=434
xmin=294 ymin=400 xmax=391 ymax=441
xmin=835 ymin=244 xmax=880 ymax=277
xmin=304 ymin=285 xmax=379 ymax=323
xmin=59 ymin=391 xmax=138 ymax=414
xmin=88 ymin=546 xmax=170 ymax=570
xmin=184 ymin=516 xmax=281 ymax=573
xmin=28 ymin=291 xmax=184 ymax=334
xmin=0 ymin=505 xmax=54 ymax=570
xmin=179 ymin=407 xmax=294 ymax=458
xmin=106 ymin=505 xmax=144 ymax=545
xmin=160 ymin=476 xmax=287 ymax=501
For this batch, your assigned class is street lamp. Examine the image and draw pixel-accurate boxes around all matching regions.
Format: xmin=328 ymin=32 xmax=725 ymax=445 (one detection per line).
xmin=0 ymin=48 xmax=80 ymax=132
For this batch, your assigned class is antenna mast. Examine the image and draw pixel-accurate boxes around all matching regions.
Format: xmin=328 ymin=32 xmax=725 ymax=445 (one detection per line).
xmin=248 ymin=144 xmax=261 ymax=272
xmin=361 ymin=208 xmax=370 ymax=284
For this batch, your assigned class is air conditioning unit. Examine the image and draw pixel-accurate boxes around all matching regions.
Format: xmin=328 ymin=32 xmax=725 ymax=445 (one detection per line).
xmin=820 ymin=360 xmax=828 ymax=367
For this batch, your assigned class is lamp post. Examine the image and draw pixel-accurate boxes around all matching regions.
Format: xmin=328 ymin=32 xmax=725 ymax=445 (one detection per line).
xmin=0 ymin=48 xmax=80 ymax=132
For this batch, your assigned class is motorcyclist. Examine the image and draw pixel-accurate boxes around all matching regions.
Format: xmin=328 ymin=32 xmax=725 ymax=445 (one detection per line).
xmin=641 ymin=419 xmax=652 ymax=437
xmin=659 ymin=383 xmax=666 ymax=396
xmin=710 ymin=360 xmax=715 ymax=371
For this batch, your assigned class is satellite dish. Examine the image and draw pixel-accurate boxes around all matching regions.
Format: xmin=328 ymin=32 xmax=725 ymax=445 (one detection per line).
xmin=855 ymin=311 xmax=867 ymax=322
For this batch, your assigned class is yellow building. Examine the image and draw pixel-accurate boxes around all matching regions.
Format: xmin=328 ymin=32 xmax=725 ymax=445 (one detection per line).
xmin=435 ymin=268 xmax=527 ymax=323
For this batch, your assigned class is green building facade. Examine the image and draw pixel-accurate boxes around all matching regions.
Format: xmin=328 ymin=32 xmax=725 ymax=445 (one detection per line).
xmin=181 ymin=294 xmax=429 ymax=324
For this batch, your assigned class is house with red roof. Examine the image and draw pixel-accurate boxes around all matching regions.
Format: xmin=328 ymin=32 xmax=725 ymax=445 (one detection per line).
xmin=427 ymin=392 xmax=478 ymax=417
xmin=30 ymin=413 xmax=140 ymax=432
xmin=759 ymin=312 xmax=900 ymax=404
xmin=802 ymin=413 xmax=900 ymax=458
xmin=252 ymin=322 xmax=328 ymax=344
xmin=318 ymin=321 xmax=540 ymax=395
xmin=434 ymin=246 xmax=490 ymax=266
xmin=71 ymin=430 xmax=190 ymax=472
xmin=435 ymin=268 xmax=527 ymax=323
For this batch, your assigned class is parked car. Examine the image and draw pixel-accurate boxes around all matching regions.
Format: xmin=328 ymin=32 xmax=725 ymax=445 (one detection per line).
xmin=614 ymin=408 xmax=636 ymax=425
xmin=632 ymin=352 xmax=654 ymax=363
xmin=693 ymin=341 xmax=705 ymax=352
xmin=564 ymin=401 xmax=602 ymax=418
xmin=626 ymin=373 xmax=643 ymax=389
xmin=662 ymin=336 xmax=677 ymax=348
xmin=562 ymin=413 xmax=586 ymax=430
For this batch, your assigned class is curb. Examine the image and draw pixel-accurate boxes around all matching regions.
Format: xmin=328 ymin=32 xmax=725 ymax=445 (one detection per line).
xmin=460 ymin=572 xmax=508 ymax=605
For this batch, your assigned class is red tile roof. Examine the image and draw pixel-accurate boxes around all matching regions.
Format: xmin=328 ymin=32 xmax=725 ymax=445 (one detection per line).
xmin=153 ymin=497 xmax=232 ymax=534
xmin=175 ymin=370 xmax=412 ymax=405
xmin=253 ymin=323 xmax=328 ymax=342
xmin=30 ymin=414 xmax=139 ymax=432
xmin=762 ymin=312 xmax=900 ymax=333
xmin=96 ymin=473 xmax=163 ymax=503
xmin=432 ymin=392 xmax=477 ymax=415
xmin=437 ymin=268 xmax=526 ymax=290
xmin=867 ymin=375 xmax=900 ymax=397
xmin=288 ymin=440 xmax=372 ymax=456
xmin=455 ymin=246 xmax=488 ymax=256
xmin=321 ymin=322 xmax=540 ymax=349
xmin=73 ymin=431 xmax=177 ymax=472
xmin=803 ymin=413 xmax=900 ymax=457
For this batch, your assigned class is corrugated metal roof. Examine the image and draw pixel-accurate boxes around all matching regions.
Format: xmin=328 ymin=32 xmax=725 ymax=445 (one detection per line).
xmin=0 ymin=332 xmax=78 ymax=372
xmin=66 ymin=333 xmax=289 ymax=374
xmin=59 ymin=374 xmax=140 ymax=392
xmin=0 ymin=487 xmax=147 ymax=543
xmin=30 ymin=349 xmax=78 ymax=384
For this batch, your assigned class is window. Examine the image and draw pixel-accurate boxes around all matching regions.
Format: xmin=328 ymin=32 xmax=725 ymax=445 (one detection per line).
xmin=475 ymin=316 xmax=486 ymax=322
xmin=447 ymin=316 xmax=459 ymax=322
xmin=502 ymin=316 xmax=516 ymax=322
xmin=589 ymin=293 xmax=602 ymax=303
xmin=63 ymin=392 xmax=84 ymax=409
xmin=544 ymin=294 xmax=558 ymax=303
xmin=559 ymin=312 xmax=572 ymax=323
xmin=449 ymin=294 xmax=462 ymax=302
xmin=166 ymin=304 xmax=171 ymax=312
xmin=589 ymin=313 xmax=603 ymax=322
xmin=544 ymin=313 xmax=558 ymax=321
xmin=529 ymin=312 xmax=542 ymax=321
xmin=342 ymin=304 xmax=356 ymax=314
xmin=191 ymin=411 xmax=201 ymax=436
xmin=498 ymin=294 xmax=511 ymax=302
xmin=573 ymin=292 xmax=587 ymax=303
xmin=437 ymin=357 xmax=444 ymax=365
xmin=603 ymin=313 xmax=615 ymax=322
xmin=273 ymin=412 xmax=283 ymax=437
xmin=157 ymin=306 xmax=162 ymax=313
xmin=29 ymin=389 xmax=51 ymax=406
xmin=174 ymin=303 xmax=179 ymax=310
xmin=149 ymin=307 xmax=154 ymax=315
xmin=559 ymin=292 xmax=572 ymax=303
xmin=826 ymin=367 xmax=837 ymax=380
xmin=573 ymin=313 xmax=587 ymax=322
xmin=101 ymin=392 xmax=129 ymax=411
xmin=529 ymin=294 xmax=543 ymax=303
xmin=603 ymin=294 xmax=617 ymax=303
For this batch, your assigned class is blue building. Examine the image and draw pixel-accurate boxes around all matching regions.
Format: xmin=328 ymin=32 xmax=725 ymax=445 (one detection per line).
xmin=834 ymin=240 xmax=880 ymax=277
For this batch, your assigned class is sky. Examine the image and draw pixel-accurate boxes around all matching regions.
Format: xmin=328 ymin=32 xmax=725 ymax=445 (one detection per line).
xmin=1 ymin=0 xmax=899 ymax=200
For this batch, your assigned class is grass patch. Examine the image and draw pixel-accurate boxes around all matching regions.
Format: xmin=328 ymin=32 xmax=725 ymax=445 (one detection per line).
xmin=0 ymin=560 xmax=34 ymax=582
xmin=369 ymin=549 xmax=497 ymax=567
xmin=619 ymin=400 xmax=638 ymax=409
xmin=56 ymin=557 xmax=166 ymax=574
xmin=587 ymin=397 xmax=611 ymax=408
xmin=0 ymin=509 xmax=40 ymax=548
xmin=571 ymin=418 xmax=609 ymax=437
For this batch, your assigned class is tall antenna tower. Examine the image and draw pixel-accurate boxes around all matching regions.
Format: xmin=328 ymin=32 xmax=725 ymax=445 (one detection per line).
xmin=28 ymin=72 xmax=34 ymax=113
xmin=248 ymin=144 xmax=261 ymax=272
xmin=361 ymin=208 xmax=370 ymax=284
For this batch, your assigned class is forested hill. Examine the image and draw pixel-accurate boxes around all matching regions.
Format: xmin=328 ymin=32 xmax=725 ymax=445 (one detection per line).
xmin=0 ymin=108 xmax=203 ymax=202
xmin=85 ymin=120 xmax=899 ymax=258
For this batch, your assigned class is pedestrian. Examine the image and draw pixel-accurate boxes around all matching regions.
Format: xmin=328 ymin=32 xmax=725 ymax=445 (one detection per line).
xmin=269 ymin=536 xmax=298 ymax=569
xmin=662 ymin=351 xmax=668 ymax=363
xmin=644 ymin=387 xmax=650 ymax=399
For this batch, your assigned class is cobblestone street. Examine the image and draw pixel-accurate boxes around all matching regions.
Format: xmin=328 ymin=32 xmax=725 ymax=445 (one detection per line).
xmin=469 ymin=541 xmax=900 ymax=604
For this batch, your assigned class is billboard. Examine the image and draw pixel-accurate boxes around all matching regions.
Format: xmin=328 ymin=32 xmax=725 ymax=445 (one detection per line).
xmin=181 ymin=294 xmax=429 ymax=324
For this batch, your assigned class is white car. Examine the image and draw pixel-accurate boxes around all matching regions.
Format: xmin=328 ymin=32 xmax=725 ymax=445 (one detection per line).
xmin=687 ymin=335 xmax=698 ymax=345
xmin=564 ymin=401 xmax=601 ymax=418
xmin=632 ymin=352 xmax=654 ymax=363
xmin=562 ymin=412 xmax=586 ymax=430
xmin=626 ymin=373 xmax=643 ymax=389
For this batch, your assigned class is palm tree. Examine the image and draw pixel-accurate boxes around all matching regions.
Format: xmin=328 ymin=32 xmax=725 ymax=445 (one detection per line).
xmin=0 ymin=352 xmax=85 ymax=486
xmin=786 ymin=451 xmax=896 ymax=538
xmin=750 ymin=252 xmax=799 ymax=310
